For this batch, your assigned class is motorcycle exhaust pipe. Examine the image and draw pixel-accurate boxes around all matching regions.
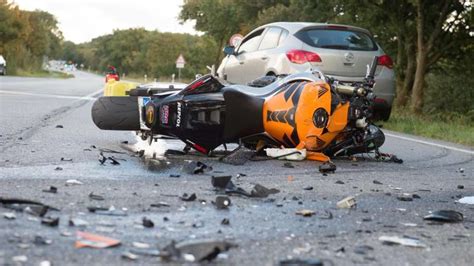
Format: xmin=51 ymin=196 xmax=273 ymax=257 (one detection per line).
xmin=91 ymin=96 xmax=141 ymax=130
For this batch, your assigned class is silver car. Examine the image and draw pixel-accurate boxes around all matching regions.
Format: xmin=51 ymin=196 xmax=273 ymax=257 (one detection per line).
xmin=217 ymin=22 xmax=395 ymax=120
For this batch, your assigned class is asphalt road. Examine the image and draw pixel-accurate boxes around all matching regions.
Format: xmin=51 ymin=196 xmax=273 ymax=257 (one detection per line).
xmin=0 ymin=72 xmax=473 ymax=265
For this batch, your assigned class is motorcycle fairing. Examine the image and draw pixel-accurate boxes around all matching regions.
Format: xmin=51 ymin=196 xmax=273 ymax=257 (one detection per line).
xmin=263 ymin=80 xmax=350 ymax=160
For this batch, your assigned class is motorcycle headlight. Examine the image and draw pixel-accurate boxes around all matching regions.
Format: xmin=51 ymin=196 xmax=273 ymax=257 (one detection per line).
xmin=313 ymin=108 xmax=328 ymax=128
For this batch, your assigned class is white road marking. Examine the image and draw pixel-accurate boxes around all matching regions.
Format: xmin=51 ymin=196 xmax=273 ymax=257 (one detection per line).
xmin=385 ymin=132 xmax=473 ymax=155
xmin=0 ymin=89 xmax=103 ymax=101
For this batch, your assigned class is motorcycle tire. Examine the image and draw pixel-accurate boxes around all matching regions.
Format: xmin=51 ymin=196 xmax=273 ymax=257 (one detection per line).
xmin=91 ymin=96 xmax=140 ymax=130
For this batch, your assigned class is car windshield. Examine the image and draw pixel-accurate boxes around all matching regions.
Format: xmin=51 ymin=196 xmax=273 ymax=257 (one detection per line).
xmin=296 ymin=29 xmax=377 ymax=51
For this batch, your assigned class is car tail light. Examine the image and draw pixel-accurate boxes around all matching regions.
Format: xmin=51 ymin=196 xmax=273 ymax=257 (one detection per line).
xmin=377 ymin=55 xmax=393 ymax=69
xmin=286 ymin=50 xmax=322 ymax=64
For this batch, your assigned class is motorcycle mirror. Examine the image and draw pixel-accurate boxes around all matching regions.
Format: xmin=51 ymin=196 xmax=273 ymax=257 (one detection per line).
xmin=223 ymin=46 xmax=235 ymax=56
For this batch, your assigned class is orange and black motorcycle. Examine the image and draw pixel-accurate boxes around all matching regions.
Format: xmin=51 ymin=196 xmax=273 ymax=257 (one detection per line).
xmin=92 ymin=57 xmax=386 ymax=162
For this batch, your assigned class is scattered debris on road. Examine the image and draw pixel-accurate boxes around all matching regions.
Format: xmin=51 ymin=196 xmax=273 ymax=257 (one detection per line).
xmin=161 ymin=239 xmax=236 ymax=262
xmin=296 ymin=209 xmax=315 ymax=217
xmin=60 ymin=157 xmax=73 ymax=162
xmin=75 ymin=231 xmax=121 ymax=249
xmin=457 ymin=196 xmax=474 ymax=205
xmin=87 ymin=206 xmax=127 ymax=216
xmin=41 ymin=216 xmax=59 ymax=227
xmin=3 ymin=212 xmax=16 ymax=220
xmin=319 ymin=162 xmax=336 ymax=174
xmin=279 ymin=258 xmax=324 ymax=266
xmin=423 ymin=210 xmax=463 ymax=223
xmin=214 ymin=196 xmax=231 ymax=209
xmin=69 ymin=218 xmax=89 ymax=227
xmin=180 ymin=193 xmax=197 ymax=202
xmin=379 ymin=235 xmax=427 ymax=248
xmin=142 ymin=217 xmax=154 ymax=228
xmin=65 ymin=179 xmax=83 ymax=186
xmin=250 ymin=184 xmax=280 ymax=198
xmin=89 ymin=192 xmax=105 ymax=201
xmin=337 ymin=196 xmax=356 ymax=209
xmin=42 ymin=186 xmax=58 ymax=194
xmin=183 ymin=160 xmax=211 ymax=174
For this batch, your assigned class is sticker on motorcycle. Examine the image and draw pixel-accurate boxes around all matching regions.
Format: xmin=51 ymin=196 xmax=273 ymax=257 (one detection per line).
xmin=176 ymin=102 xmax=182 ymax=127
xmin=142 ymin=97 xmax=151 ymax=106
xmin=160 ymin=105 xmax=169 ymax=124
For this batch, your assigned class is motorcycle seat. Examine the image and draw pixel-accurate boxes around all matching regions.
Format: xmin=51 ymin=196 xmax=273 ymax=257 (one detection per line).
xmin=222 ymin=87 xmax=265 ymax=141
xmin=227 ymin=82 xmax=282 ymax=98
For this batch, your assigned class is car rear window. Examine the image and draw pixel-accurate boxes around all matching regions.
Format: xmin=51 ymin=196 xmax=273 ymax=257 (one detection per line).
xmin=295 ymin=28 xmax=378 ymax=51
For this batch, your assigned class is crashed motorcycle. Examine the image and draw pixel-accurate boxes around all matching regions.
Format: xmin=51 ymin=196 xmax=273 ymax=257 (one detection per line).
xmin=92 ymin=56 xmax=387 ymax=162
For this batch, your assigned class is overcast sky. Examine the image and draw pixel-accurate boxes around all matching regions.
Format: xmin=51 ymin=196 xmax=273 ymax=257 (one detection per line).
xmin=12 ymin=0 xmax=198 ymax=44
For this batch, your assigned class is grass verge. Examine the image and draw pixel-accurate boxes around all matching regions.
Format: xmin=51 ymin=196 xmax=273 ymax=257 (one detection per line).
xmin=382 ymin=109 xmax=474 ymax=147
xmin=14 ymin=69 xmax=74 ymax=79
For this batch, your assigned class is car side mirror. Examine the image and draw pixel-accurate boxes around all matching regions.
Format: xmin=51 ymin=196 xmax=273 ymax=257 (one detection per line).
xmin=223 ymin=46 xmax=235 ymax=56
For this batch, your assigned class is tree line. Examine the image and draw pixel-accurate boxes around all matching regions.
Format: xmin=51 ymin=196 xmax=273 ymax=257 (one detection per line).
xmin=0 ymin=0 xmax=62 ymax=74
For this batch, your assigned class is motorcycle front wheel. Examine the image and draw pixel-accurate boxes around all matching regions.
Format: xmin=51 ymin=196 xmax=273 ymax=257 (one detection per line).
xmin=91 ymin=96 xmax=140 ymax=131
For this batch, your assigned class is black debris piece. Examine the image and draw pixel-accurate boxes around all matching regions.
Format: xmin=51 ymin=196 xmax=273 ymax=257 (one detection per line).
xmin=137 ymin=150 xmax=145 ymax=157
xmin=60 ymin=157 xmax=73 ymax=162
xmin=89 ymin=192 xmax=105 ymax=201
xmin=121 ymin=140 xmax=129 ymax=144
xmin=55 ymin=125 xmax=63 ymax=128
xmin=108 ymin=156 xmax=121 ymax=165
xmin=303 ymin=186 xmax=314 ymax=191
xmin=211 ymin=176 xmax=232 ymax=189
xmin=87 ymin=206 xmax=127 ymax=216
xmin=283 ymin=162 xmax=295 ymax=168
xmin=279 ymin=258 xmax=324 ymax=266
xmin=192 ymin=221 xmax=204 ymax=228
xmin=180 ymin=193 xmax=197 ymax=202
xmin=54 ymin=167 xmax=63 ymax=171
xmin=98 ymin=153 xmax=107 ymax=165
xmin=150 ymin=202 xmax=170 ymax=208
xmin=458 ymin=168 xmax=464 ymax=173
xmin=42 ymin=186 xmax=58 ymax=194
xmin=0 ymin=197 xmax=58 ymax=216
xmin=215 ymin=196 xmax=231 ymax=209
xmin=423 ymin=210 xmax=463 ymax=223
xmin=142 ymin=217 xmax=154 ymax=228
xmin=221 ymin=218 xmax=230 ymax=225
xmin=250 ymin=184 xmax=280 ymax=198
xmin=319 ymin=162 xmax=336 ymax=173
xmin=175 ymin=239 xmax=236 ymax=262
xmin=397 ymin=194 xmax=413 ymax=202
xmin=183 ymin=161 xmax=211 ymax=174
xmin=373 ymin=180 xmax=383 ymax=185
xmin=220 ymin=146 xmax=254 ymax=165
xmin=34 ymin=235 xmax=52 ymax=245
xmin=412 ymin=194 xmax=421 ymax=199
xmin=169 ymin=174 xmax=181 ymax=178
xmin=457 ymin=185 xmax=464 ymax=189
xmin=41 ymin=216 xmax=59 ymax=227
xmin=335 ymin=180 xmax=345 ymax=184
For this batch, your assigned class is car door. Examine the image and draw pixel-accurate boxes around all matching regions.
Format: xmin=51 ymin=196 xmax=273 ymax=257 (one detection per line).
xmin=224 ymin=29 xmax=264 ymax=84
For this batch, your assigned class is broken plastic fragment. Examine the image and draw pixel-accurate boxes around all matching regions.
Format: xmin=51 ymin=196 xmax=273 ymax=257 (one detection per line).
xmin=142 ymin=217 xmax=154 ymax=228
xmin=319 ymin=162 xmax=336 ymax=173
xmin=133 ymin=242 xmax=151 ymax=249
xmin=183 ymin=161 xmax=211 ymax=174
xmin=337 ymin=196 xmax=356 ymax=209
xmin=250 ymin=184 xmax=280 ymax=198
xmin=180 ymin=193 xmax=197 ymax=202
xmin=66 ymin=179 xmax=83 ymax=186
xmin=42 ymin=186 xmax=58 ymax=193
xmin=75 ymin=231 xmax=121 ymax=249
xmin=69 ymin=218 xmax=89 ymax=227
xmin=175 ymin=239 xmax=236 ymax=262
xmin=215 ymin=196 xmax=231 ymax=209
xmin=279 ymin=258 xmax=324 ymax=266
xmin=3 ymin=212 xmax=16 ymax=220
xmin=211 ymin=176 xmax=232 ymax=189
xmin=423 ymin=210 xmax=463 ymax=223
xmin=296 ymin=209 xmax=315 ymax=217
xmin=379 ymin=235 xmax=427 ymax=248
xmin=266 ymin=148 xmax=306 ymax=161
xmin=41 ymin=216 xmax=59 ymax=227
xmin=122 ymin=251 xmax=139 ymax=260
xmin=89 ymin=192 xmax=105 ymax=201
xmin=457 ymin=196 xmax=474 ymax=205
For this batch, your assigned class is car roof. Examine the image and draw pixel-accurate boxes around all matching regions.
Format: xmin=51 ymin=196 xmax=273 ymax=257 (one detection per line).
xmin=254 ymin=22 xmax=373 ymax=36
